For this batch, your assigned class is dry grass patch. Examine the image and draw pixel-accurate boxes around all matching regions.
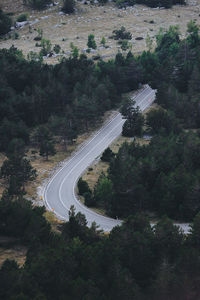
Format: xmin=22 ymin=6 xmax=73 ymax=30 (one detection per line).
xmin=82 ymin=134 xmax=134 ymax=191
xmin=0 ymin=246 xmax=27 ymax=268
xmin=82 ymin=160 xmax=109 ymax=190
xmin=44 ymin=210 xmax=64 ymax=232
xmin=143 ymin=102 xmax=160 ymax=115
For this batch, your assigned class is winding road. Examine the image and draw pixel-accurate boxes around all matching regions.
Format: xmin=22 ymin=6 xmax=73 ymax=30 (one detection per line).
xmin=43 ymin=85 xmax=190 ymax=233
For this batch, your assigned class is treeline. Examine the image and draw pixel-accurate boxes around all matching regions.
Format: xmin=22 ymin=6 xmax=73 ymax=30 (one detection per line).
xmin=140 ymin=22 xmax=200 ymax=128
xmin=0 ymin=47 xmax=142 ymax=154
xmin=1 ymin=198 xmax=200 ymax=299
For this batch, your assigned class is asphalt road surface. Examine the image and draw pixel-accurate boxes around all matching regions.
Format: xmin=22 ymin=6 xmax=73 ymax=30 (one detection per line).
xmin=44 ymin=85 xmax=190 ymax=233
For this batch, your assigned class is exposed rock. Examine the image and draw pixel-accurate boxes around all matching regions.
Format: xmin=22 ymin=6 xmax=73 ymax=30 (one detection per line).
xmin=15 ymin=21 xmax=29 ymax=28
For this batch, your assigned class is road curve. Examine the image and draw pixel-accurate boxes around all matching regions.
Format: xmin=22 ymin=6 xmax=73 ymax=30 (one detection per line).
xmin=43 ymin=86 xmax=190 ymax=233
xmin=43 ymin=85 xmax=156 ymax=232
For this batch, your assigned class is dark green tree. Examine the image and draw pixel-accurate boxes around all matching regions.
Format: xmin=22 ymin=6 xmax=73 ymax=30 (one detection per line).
xmin=94 ymin=174 xmax=114 ymax=212
xmin=101 ymin=147 xmax=115 ymax=162
xmin=39 ymin=140 xmax=56 ymax=160
xmin=112 ymin=27 xmax=132 ymax=40
xmin=87 ymin=34 xmax=97 ymax=49
xmin=122 ymin=106 xmax=144 ymax=137
xmin=0 ymin=9 xmax=12 ymax=36
xmin=34 ymin=126 xmax=56 ymax=160
xmin=62 ymin=0 xmax=75 ymax=13
xmin=146 ymin=108 xmax=179 ymax=135
xmin=0 ymin=139 xmax=36 ymax=195
xmin=154 ymin=216 xmax=184 ymax=263
xmin=77 ymin=177 xmax=91 ymax=196
xmin=186 ymin=20 xmax=200 ymax=48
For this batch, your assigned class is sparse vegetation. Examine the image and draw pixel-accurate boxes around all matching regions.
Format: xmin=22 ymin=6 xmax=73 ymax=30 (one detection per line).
xmin=53 ymin=44 xmax=61 ymax=54
xmin=16 ymin=14 xmax=28 ymax=22
xmin=112 ymin=26 xmax=132 ymax=41
xmin=40 ymin=38 xmax=52 ymax=56
xmin=34 ymin=28 xmax=43 ymax=41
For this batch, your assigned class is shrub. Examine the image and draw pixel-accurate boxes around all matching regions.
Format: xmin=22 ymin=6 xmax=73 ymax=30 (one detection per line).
xmin=112 ymin=26 xmax=132 ymax=40
xmin=121 ymin=40 xmax=131 ymax=51
xmin=84 ymin=191 xmax=94 ymax=207
xmin=53 ymin=44 xmax=61 ymax=54
xmin=13 ymin=32 xmax=19 ymax=40
xmin=78 ymin=177 xmax=91 ymax=196
xmin=16 ymin=14 xmax=28 ymax=22
xmin=87 ymin=34 xmax=97 ymax=49
xmin=101 ymin=147 xmax=115 ymax=162
xmin=0 ymin=9 xmax=12 ymax=36
xmin=62 ymin=0 xmax=75 ymax=13
xmin=100 ymin=36 xmax=106 ymax=47
xmin=40 ymin=38 xmax=52 ymax=56
xmin=34 ymin=28 xmax=43 ymax=41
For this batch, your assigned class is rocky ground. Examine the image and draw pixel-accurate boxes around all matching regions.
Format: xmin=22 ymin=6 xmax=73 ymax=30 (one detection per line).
xmin=1 ymin=0 xmax=200 ymax=62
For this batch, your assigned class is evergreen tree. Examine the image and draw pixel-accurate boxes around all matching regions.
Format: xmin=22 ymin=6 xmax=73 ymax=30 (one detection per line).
xmin=62 ymin=0 xmax=75 ymax=13
xmin=0 ymin=9 xmax=12 ymax=36
xmin=101 ymin=147 xmax=115 ymax=162
xmin=122 ymin=106 xmax=144 ymax=137
xmin=87 ymin=34 xmax=97 ymax=49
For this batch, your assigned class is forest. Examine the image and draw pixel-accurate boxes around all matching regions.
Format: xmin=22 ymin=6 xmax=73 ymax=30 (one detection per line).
xmin=1 ymin=199 xmax=200 ymax=299
xmin=0 ymin=13 xmax=200 ymax=300
xmin=88 ymin=21 xmax=200 ymax=223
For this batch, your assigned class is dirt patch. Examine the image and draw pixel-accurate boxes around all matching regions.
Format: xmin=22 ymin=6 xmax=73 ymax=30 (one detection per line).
xmin=0 ymin=245 xmax=27 ymax=268
xmin=1 ymin=1 xmax=200 ymax=62
xmin=0 ymin=0 xmax=25 ymax=13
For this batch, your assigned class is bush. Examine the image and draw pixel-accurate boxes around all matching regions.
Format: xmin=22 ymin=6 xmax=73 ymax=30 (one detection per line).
xmin=62 ymin=0 xmax=75 ymax=13
xmin=87 ymin=34 xmax=97 ymax=49
xmin=77 ymin=177 xmax=91 ymax=196
xmin=112 ymin=26 xmax=132 ymax=40
xmin=84 ymin=191 xmax=95 ymax=207
xmin=0 ymin=9 xmax=12 ymax=36
xmin=101 ymin=147 xmax=115 ymax=162
xmin=34 ymin=28 xmax=43 ymax=41
xmin=23 ymin=0 xmax=52 ymax=10
xmin=16 ymin=14 xmax=28 ymax=22
xmin=40 ymin=38 xmax=52 ymax=56
xmin=53 ymin=44 xmax=61 ymax=54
